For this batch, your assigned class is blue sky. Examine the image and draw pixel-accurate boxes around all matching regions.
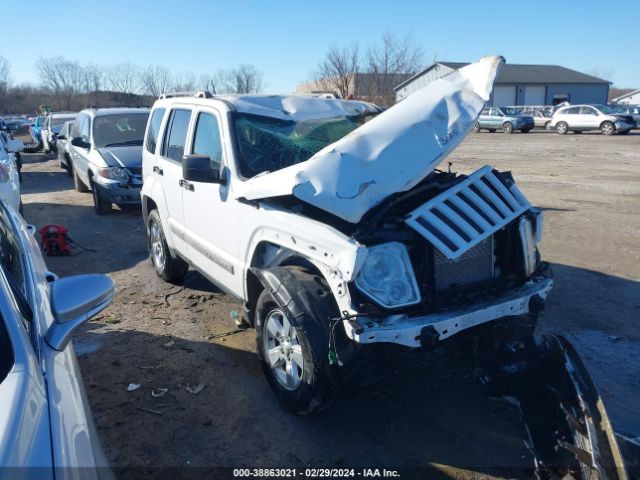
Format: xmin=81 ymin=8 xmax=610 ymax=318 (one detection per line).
xmin=3 ymin=0 xmax=638 ymax=92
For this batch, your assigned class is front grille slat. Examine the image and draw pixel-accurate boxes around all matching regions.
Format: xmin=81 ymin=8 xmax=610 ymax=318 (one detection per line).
xmin=406 ymin=165 xmax=531 ymax=260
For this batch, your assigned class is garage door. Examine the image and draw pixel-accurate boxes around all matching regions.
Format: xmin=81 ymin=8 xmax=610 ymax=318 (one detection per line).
xmin=493 ymin=86 xmax=516 ymax=106
xmin=524 ymin=85 xmax=546 ymax=105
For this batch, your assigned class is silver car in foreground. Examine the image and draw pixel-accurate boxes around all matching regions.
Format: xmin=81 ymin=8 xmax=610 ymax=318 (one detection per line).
xmin=0 ymin=200 xmax=114 ymax=479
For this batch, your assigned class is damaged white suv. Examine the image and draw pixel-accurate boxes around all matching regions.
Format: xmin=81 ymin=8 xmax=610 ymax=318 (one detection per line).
xmin=141 ymin=57 xmax=553 ymax=413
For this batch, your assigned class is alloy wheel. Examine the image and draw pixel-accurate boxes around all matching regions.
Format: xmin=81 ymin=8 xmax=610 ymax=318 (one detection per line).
xmin=263 ymin=309 xmax=304 ymax=391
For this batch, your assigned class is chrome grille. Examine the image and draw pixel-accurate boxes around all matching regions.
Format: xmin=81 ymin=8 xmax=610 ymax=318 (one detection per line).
xmin=433 ymin=236 xmax=494 ymax=292
xmin=406 ymin=165 xmax=530 ymax=260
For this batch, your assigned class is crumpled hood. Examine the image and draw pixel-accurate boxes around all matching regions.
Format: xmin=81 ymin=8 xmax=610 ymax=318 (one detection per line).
xmin=97 ymin=145 xmax=143 ymax=170
xmin=233 ymin=55 xmax=504 ymax=223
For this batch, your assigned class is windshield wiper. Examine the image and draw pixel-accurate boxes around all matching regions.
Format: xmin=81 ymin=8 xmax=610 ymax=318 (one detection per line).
xmin=103 ymin=139 xmax=143 ymax=148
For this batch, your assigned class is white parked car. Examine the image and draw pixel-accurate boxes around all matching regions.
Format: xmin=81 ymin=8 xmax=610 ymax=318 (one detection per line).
xmin=141 ymin=57 xmax=554 ymax=414
xmin=42 ymin=112 xmax=78 ymax=154
xmin=0 ymin=199 xmax=114 ymax=477
xmin=68 ymin=107 xmax=150 ymax=214
xmin=549 ymin=104 xmax=634 ymax=135
xmin=0 ymin=132 xmax=23 ymax=213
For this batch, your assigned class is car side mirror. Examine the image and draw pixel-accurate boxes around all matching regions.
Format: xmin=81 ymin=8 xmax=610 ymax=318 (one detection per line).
xmin=45 ymin=274 xmax=115 ymax=351
xmin=182 ymin=154 xmax=224 ymax=184
xmin=6 ymin=139 xmax=24 ymax=153
xmin=71 ymin=137 xmax=90 ymax=149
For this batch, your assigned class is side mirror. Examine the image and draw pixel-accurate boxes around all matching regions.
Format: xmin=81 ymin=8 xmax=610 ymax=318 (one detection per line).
xmin=182 ymin=154 xmax=223 ymax=184
xmin=45 ymin=274 xmax=115 ymax=351
xmin=6 ymin=139 xmax=24 ymax=153
xmin=71 ymin=137 xmax=90 ymax=149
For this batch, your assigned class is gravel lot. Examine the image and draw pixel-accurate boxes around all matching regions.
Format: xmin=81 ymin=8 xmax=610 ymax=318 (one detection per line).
xmin=20 ymin=130 xmax=640 ymax=479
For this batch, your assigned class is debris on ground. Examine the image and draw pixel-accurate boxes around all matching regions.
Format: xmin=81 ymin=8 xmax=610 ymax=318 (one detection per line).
xmin=127 ymin=383 xmax=141 ymax=392
xmin=185 ymin=383 xmax=204 ymax=395
xmin=151 ymin=388 xmax=168 ymax=398
xmin=136 ymin=406 xmax=163 ymax=416
xmin=163 ymin=340 xmax=175 ymax=348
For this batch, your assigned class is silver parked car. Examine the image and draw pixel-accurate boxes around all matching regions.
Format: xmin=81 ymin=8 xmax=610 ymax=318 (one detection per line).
xmin=549 ymin=104 xmax=634 ymax=135
xmin=56 ymin=120 xmax=74 ymax=175
xmin=0 ymin=199 xmax=114 ymax=478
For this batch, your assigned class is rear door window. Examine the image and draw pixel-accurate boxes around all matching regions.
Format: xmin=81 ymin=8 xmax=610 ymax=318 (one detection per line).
xmin=145 ymin=108 xmax=166 ymax=154
xmin=162 ymin=109 xmax=192 ymax=162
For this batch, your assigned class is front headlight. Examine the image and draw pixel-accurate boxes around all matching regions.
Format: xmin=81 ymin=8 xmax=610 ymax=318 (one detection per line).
xmin=519 ymin=216 xmax=537 ymax=277
xmin=97 ymin=167 xmax=129 ymax=181
xmin=355 ymin=242 xmax=421 ymax=308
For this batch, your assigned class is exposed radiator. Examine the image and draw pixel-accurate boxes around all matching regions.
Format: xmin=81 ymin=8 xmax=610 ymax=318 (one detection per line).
xmin=433 ymin=236 xmax=494 ymax=292
xmin=406 ymin=166 xmax=530 ymax=260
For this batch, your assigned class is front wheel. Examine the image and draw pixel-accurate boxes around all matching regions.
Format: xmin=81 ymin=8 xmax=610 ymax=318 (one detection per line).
xmin=600 ymin=121 xmax=615 ymax=135
xmin=556 ymin=121 xmax=568 ymax=135
xmin=256 ymin=287 xmax=334 ymax=415
xmin=91 ymin=181 xmax=112 ymax=215
xmin=472 ymin=122 xmax=480 ymax=133
xmin=503 ymin=122 xmax=514 ymax=134
xmin=147 ymin=209 xmax=189 ymax=283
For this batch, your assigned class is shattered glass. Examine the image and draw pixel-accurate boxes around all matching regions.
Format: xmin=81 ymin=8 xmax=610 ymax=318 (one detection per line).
xmin=233 ymin=113 xmax=373 ymax=179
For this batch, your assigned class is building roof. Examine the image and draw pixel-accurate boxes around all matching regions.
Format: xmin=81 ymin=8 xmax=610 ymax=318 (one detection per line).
xmin=611 ymin=89 xmax=640 ymax=103
xmin=395 ymin=62 xmax=611 ymax=91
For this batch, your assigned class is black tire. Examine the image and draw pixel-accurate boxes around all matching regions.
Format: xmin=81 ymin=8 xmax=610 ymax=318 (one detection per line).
xmin=502 ymin=122 xmax=514 ymax=134
xmin=472 ymin=122 xmax=480 ymax=133
xmin=147 ymin=209 xmax=189 ymax=283
xmin=556 ymin=121 xmax=568 ymax=135
xmin=600 ymin=121 xmax=615 ymax=135
xmin=572 ymin=130 xmax=583 ymax=134
xmin=255 ymin=272 xmax=336 ymax=415
xmin=73 ymin=165 xmax=89 ymax=192
xmin=90 ymin=179 xmax=112 ymax=215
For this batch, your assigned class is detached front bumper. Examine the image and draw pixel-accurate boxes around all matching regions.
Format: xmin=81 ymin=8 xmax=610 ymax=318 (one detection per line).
xmin=349 ymin=273 xmax=553 ymax=348
xmin=94 ymin=180 xmax=142 ymax=205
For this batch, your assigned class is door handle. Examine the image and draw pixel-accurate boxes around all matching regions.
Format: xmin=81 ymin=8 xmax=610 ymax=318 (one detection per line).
xmin=179 ymin=179 xmax=194 ymax=191
xmin=153 ymin=166 xmax=163 ymax=176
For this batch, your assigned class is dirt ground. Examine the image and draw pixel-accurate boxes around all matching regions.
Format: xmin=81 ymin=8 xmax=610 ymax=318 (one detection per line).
xmin=19 ymin=130 xmax=640 ymax=479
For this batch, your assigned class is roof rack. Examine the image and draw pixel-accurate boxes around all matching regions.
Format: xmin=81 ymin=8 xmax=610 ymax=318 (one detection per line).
xmin=88 ymin=105 xmax=149 ymax=109
xmin=158 ymin=91 xmax=213 ymax=100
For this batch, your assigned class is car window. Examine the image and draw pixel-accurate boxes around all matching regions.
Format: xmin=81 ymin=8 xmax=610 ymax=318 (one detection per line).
xmin=71 ymin=115 xmax=88 ymax=140
xmin=191 ymin=112 xmax=223 ymax=164
xmin=145 ymin=108 xmax=166 ymax=154
xmin=563 ymin=107 xmax=579 ymax=115
xmin=162 ymin=109 xmax=192 ymax=162
xmin=580 ymin=107 xmax=596 ymax=115
xmin=481 ymin=108 xmax=490 ymax=115
xmin=0 ymin=313 xmax=13 ymax=384
xmin=0 ymin=206 xmax=32 ymax=328
xmin=92 ymin=113 xmax=149 ymax=148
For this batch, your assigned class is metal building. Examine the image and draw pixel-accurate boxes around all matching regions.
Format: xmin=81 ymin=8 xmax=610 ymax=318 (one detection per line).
xmin=395 ymin=62 xmax=610 ymax=106
xmin=611 ymin=89 xmax=640 ymax=105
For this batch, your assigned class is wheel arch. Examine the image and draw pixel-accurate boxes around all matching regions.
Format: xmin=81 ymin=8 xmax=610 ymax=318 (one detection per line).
xmin=244 ymin=241 xmax=333 ymax=327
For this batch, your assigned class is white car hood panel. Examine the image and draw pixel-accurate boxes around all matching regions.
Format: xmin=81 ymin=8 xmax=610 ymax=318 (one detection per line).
xmin=234 ymin=56 xmax=504 ymax=223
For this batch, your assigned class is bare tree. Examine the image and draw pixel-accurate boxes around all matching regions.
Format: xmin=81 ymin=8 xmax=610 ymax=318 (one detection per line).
xmin=311 ymin=44 xmax=359 ymax=99
xmin=82 ymin=63 xmax=104 ymax=107
xmin=107 ymin=62 xmax=139 ymax=96
xmin=210 ymin=69 xmax=236 ymax=94
xmin=0 ymin=56 xmax=11 ymax=112
xmin=233 ymin=64 xmax=264 ymax=94
xmin=362 ymin=32 xmax=424 ymax=106
xmin=172 ymin=70 xmax=197 ymax=92
xmin=35 ymin=56 xmax=85 ymax=110
xmin=140 ymin=65 xmax=173 ymax=97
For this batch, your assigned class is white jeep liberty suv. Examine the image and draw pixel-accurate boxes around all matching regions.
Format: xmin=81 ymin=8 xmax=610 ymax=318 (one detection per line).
xmin=141 ymin=57 xmax=553 ymax=414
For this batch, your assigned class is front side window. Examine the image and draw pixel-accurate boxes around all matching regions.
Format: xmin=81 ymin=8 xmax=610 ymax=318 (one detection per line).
xmin=232 ymin=112 xmax=375 ymax=179
xmin=145 ymin=108 xmax=166 ymax=154
xmin=580 ymin=107 xmax=596 ymax=115
xmin=192 ymin=112 xmax=223 ymax=164
xmin=162 ymin=109 xmax=192 ymax=162
xmin=93 ymin=112 xmax=150 ymax=148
